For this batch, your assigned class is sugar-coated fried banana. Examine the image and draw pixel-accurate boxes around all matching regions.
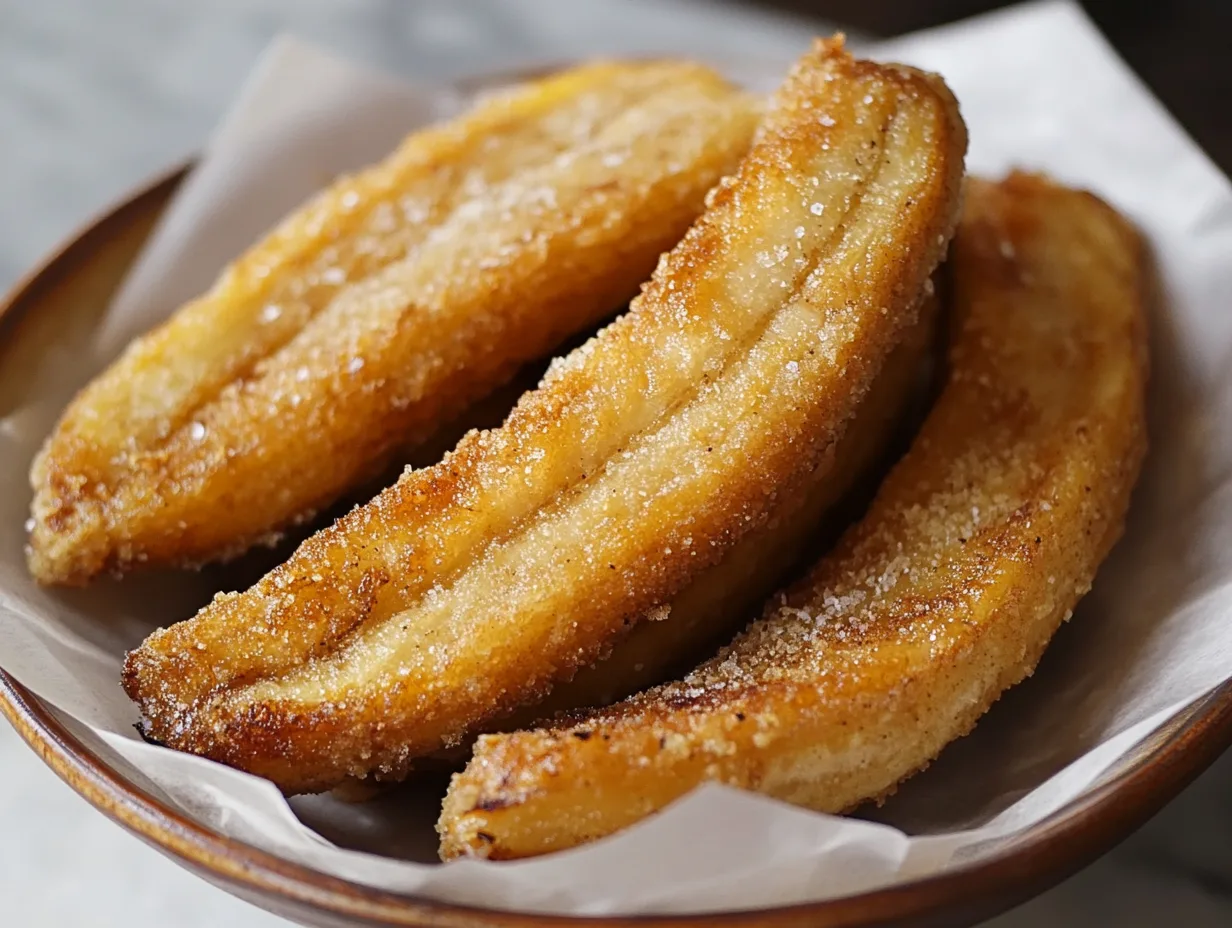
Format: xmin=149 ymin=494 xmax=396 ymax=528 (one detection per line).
xmin=123 ymin=38 xmax=966 ymax=794
xmin=438 ymin=173 xmax=1148 ymax=860
xmin=505 ymin=292 xmax=941 ymax=725
xmin=378 ymin=296 xmax=939 ymax=778
xmin=30 ymin=60 xmax=760 ymax=585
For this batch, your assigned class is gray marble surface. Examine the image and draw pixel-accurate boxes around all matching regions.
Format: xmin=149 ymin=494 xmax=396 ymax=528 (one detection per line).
xmin=1 ymin=1 xmax=1230 ymax=926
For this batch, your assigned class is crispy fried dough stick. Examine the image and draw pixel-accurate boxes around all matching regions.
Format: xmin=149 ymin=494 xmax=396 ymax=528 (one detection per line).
xmin=30 ymin=60 xmax=760 ymax=584
xmin=439 ymin=173 xmax=1148 ymax=859
xmin=124 ymin=38 xmax=966 ymax=794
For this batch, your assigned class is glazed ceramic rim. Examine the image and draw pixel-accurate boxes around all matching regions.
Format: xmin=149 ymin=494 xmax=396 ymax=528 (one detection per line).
xmin=2 ymin=125 xmax=1232 ymax=928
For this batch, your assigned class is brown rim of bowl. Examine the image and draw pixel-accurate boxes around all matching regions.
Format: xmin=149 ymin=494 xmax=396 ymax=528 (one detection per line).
xmin=2 ymin=155 xmax=1232 ymax=928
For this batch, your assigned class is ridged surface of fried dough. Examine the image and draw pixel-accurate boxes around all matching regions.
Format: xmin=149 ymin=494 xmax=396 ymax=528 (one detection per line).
xmin=438 ymin=173 xmax=1148 ymax=860
xmin=124 ymin=37 xmax=966 ymax=794
xmin=30 ymin=60 xmax=760 ymax=584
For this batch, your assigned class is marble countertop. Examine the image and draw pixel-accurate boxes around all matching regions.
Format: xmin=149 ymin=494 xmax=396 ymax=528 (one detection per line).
xmin=2 ymin=2 xmax=1230 ymax=926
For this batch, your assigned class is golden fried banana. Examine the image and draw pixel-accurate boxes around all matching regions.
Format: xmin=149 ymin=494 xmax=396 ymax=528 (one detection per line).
xmin=123 ymin=38 xmax=966 ymax=794
xmin=30 ymin=60 xmax=760 ymax=585
xmin=380 ymin=297 xmax=940 ymax=779
xmin=406 ymin=295 xmax=939 ymax=776
xmin=439 ymin=173 xmax=1148 ymax=860
xmin=507 ymin=291 xmax=941 ymax=723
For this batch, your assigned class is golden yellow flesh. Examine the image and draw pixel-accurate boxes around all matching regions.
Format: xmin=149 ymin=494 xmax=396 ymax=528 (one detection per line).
xmin=30 ymin=60 xmax=760 ymax=584
xmin=123 ymin=38 xmax=966 ymax=794
xmin=438 ymin=173 xmax=1148 ymax=860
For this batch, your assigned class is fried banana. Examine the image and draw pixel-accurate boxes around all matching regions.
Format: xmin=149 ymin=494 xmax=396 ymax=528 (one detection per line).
xmin=439 ymin=173 xmax=1148 ymax=860
xmin=376 ymin=296 xmax=940 ymax=780
xmin=505 ymin=291 xmax=941 ymax=724
xmin=30 ymin=60 xmax=761 ymax=585
xmin=123 ymin=38 xmax=967 ymax=794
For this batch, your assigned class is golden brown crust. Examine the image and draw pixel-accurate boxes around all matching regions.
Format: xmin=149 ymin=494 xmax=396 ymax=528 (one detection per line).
xmin=124 ymin=37 xmax=967 ymax=794
xmin=438 ymin=172 xmax=1149 ymax=860
xmin=30 ymin=61 xmax=760 ymax=585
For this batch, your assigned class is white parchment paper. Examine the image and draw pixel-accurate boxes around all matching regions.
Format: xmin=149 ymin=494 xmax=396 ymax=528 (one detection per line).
xmin=3 ymin=0 xmax=1232 ymax=915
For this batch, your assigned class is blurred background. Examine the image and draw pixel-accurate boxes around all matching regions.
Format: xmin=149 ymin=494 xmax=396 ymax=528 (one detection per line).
xmin=3 ymin=0 xmax=1229 ymax=290
xmin=1 ymin=1 xmax=1230 ymax=926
